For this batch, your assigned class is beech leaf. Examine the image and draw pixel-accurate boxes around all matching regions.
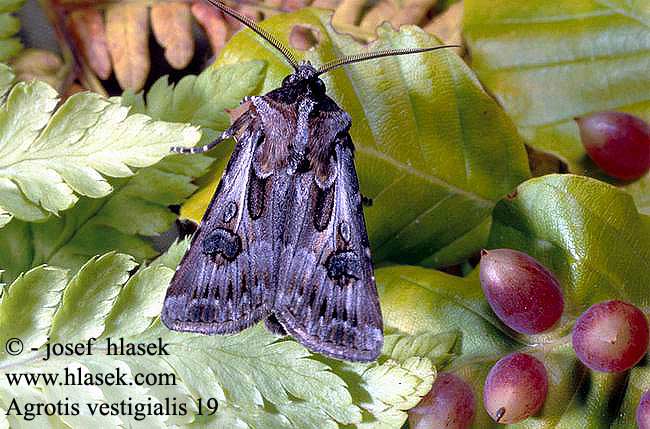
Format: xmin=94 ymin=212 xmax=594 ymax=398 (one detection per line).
xmin=464 ymin=0 xmax=650 ymax=213
xmin=378 ymin=174 xmax=650 ymax=428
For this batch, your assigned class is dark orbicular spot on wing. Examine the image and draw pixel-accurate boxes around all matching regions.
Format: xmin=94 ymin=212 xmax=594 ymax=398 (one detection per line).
xmin=326 ymin=251 xmax=361 ymax=282
xmin=222 ymin=201 xmax=238 ymax=223
xmin=202 ymin=228 xmax=242 ymax=261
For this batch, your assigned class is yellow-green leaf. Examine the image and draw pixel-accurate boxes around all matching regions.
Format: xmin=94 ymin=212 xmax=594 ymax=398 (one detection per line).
xmin=0 ymin=0 xmax=23 ymax=62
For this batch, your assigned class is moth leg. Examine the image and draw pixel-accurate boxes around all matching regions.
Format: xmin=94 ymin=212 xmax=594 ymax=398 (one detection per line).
xmin=361 ymin=194 xmax=373 ymax=207
xmin=171 ymin=130 xmax=231 ymax=154
xmin=171 ymin=111 xmax=251 ymax=154
xmin=264 ymin=314 xmax=287 ymax=336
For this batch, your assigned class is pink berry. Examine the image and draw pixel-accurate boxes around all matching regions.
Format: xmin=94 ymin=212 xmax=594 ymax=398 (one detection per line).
xmin=576 ymin=111 xmax=650 ymax=180
xmin=572 ymin=300 xmax=649 ymax=372
xmin=483 ymin=352 xmax=548 ymax=424
xmin=408 ymin=373 xmax=475 ymax=429
xmin=479 ymin=249 xmax=564 ymax=334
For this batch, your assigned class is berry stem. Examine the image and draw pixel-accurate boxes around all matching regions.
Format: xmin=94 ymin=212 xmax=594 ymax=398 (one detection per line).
xmin=496 ymin=407 xmax=506 ymax=423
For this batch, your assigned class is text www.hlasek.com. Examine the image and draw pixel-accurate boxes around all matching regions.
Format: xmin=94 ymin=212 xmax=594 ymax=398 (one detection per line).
xmin=5 ymin=366 xmax=176 ymax=387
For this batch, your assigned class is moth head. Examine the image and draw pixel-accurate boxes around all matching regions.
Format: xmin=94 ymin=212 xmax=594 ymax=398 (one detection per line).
xmin=282 ymin=62 xmax=326 ymax=96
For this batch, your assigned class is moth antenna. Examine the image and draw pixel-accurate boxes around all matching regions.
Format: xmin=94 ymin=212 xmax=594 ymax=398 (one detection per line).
xmin=205 ymin=0 xmax=299 ymax=70
xmin=316 ymin=45 xmax=461 ymax=76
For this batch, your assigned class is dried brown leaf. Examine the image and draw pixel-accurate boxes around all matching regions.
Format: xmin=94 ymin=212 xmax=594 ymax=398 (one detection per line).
xmin=191 ymin=0 xmax=228 ymax=57
xmin=332 ymin=0 xmax=366 ymax=26
xmin=284 ymin=0 xmax=311 ymax=11
xmin=105 ymin=3 xmax=150 ymax=91
xmin=10 ymin=48 xmax=63 ymax=88
xmin=66 ymin=83 xmax=85 ymax=96
xmin=423 ymin=1 xmax=463 ymax=48
xmin=391 ymin=0 xmax=438 ymax=27
xmin=360 ymin=0 xmax=397 ymax=32
xmin=525 ymin=145 xmax=567 ymax=177
xmin=67 ymin=7 xmax=112 ymax=80
xmin=224 ymin=5 xmax=261 ymax=36
xmin=311 ymin=0 xmax=339 ymax=9
xmin=289 ymin=24 xmax=321 ymax=50
xmin=263 ymin=0 xmax=284 ymax=8
xmin=151 ymin=2 xmax=195 ymax=70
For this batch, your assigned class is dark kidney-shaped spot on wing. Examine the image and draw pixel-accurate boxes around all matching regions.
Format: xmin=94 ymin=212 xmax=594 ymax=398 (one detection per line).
xmin=326 ymin=251 xmax=362 ymax=282
xmin=202 ymin=227 xmax=242 ymax=261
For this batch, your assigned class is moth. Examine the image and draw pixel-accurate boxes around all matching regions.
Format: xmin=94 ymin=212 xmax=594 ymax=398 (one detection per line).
xmin=161 ymin=0 xmax=457 ymax=362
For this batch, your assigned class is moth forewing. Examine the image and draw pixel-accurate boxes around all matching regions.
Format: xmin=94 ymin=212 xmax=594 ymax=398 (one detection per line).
xmin=162 ymin=117 xmax=276 ymax=334
xmin=275 ymin=139 xmax=382 ymax=362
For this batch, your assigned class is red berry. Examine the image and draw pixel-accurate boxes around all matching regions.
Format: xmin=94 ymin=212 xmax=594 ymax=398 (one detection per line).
xmin=408 ymin=373 xmax=475 ymax=429
xmin=572 ymin=300 xmax=649 ymax=372
xmin=576 ymin=111 xmax=650 ymax=180
xmin=483 ymin=352 xmax=548 ymax=424
xmin=479 ymin=249 xmax=564 ymax=334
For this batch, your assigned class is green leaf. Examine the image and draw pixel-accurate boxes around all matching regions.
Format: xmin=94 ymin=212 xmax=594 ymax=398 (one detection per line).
xmin=463 ymin=0 xmax=650 ymax=212
xmin=0 ymin=250 xmax=437 ymax=429
xmin=382 ymin=330 xmax=459 ymax=367
xmin=49 ymin=253 xmax=136 ymax=343
xmin=0 ymin=78 xmax=200 ymax=224
xmin=0 ymin=1 xmax=23 ymax=62
xmin=377 ymin=174 xmax=650 ymax=428
xmin=0 ymin=62 xmax=266 ymax=281
xmin=0 ymin=265 xmax=67 ymax=362
xmin=613 ymin=362 xmax=650 ymax=428
xmin=123 ymin=60 xmax=267 ymax=166
xmin=0 ymin=155 xmax=209 ymax=283
xmin=182 ymin=8 xmax=530 ymax=267
xmin=488 ymin=174 xmax=650 ymax=314
xmin=0 ymin=208 xmax=10 ymax=228
xmin=102 ymin=264 xmax=174 ymax=339
xmin=157 ymin=324 xmax=362 ymax=427
xmin=341 ymin=357 xmax=435 ymax=429
xmin=124 ymin=61 xmax=266 ymax=130
xmin=377 ymin=267 xmax=521 ymax=360
xmin=150 ymin=236 xmax=191 ymax=270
